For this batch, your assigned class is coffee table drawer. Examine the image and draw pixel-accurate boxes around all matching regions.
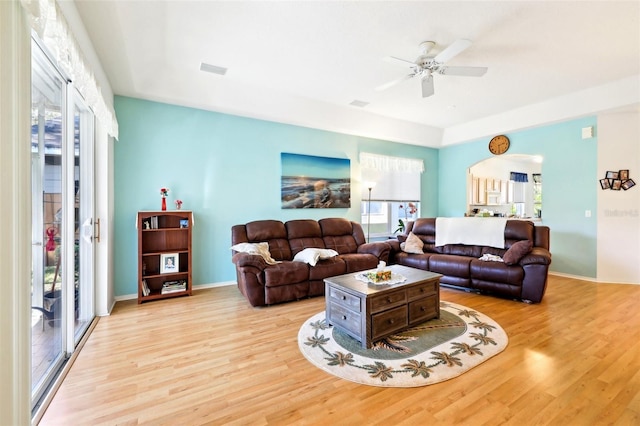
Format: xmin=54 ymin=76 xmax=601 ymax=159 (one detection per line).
xmin=328 ymin=302 xmax=362 ymax=337
xmin=409 ymin=295 xmax=438 ymax=324
xmin=370 ymin=290 xmax=407 ymax=313
xmin=328 ymin=287 xmax=361 ymax=312
xmin=407 ymin=280 xmax=438 ymax=300
xmin=371 ymin=305 xmax=408 ymax=340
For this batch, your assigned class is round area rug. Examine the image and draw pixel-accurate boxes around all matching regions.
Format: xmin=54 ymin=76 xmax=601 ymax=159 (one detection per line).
xmin=297 ymin=301 xmax=508 ymax=387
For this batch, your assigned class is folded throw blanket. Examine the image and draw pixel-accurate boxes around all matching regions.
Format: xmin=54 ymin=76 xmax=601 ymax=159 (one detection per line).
xmin=479 ymin=253 xmax=504 ymax=262
xmin=435 ymin=217 xmax=507 ymax=249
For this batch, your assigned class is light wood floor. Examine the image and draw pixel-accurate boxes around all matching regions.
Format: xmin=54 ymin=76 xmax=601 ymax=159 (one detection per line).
xmin=40 ymin=276 xmax=640 ymax=425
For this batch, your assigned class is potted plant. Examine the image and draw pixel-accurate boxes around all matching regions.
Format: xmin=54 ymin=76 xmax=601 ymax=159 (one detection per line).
xmin=394 ymin=202 xmax=417 ymax=234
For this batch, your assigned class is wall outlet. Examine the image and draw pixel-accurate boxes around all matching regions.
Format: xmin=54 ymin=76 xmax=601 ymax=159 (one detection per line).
xmin=582 ymin=126 xmax=594 ymax=139
xmin=585 ymin=210 xmax=592 ymax=218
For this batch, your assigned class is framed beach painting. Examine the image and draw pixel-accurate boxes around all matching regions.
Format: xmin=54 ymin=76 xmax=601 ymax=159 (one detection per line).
xmin=281 ymin=153 xmax=351 ymax=209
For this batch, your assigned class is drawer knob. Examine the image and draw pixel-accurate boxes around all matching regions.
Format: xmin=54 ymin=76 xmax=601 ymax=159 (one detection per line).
xmin=342 ymin=295 xmax=346 ymax=300
xmin=420 ymin=306 xmax=425 ymax=311
xmin=389 ymin=319 xmax=395 ymax=324
xmin=386 ymin=297 xmax=392 ymax=303
xmin=342 ymin=315 xmax=347 ymax=320
xmin=420 ymin=288 xmax=425 ymax=293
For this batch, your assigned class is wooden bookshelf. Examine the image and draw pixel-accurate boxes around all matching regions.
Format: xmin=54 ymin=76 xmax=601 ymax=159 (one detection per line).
xmin=137 ymin=211 xmax=193 ymax=303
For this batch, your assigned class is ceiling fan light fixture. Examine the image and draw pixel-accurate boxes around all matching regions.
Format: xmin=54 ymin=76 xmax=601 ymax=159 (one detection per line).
xmin=419 ymin=41 xmax=436 ymax=55
xmin=200 ymin=62 xmax=227 ymax=76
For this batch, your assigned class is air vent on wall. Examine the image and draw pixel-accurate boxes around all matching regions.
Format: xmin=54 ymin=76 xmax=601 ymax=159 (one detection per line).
xmin=349 ymin=100 xmax=369 ymax=108
xmin=200 ymin=62 xmax=227 ymax=75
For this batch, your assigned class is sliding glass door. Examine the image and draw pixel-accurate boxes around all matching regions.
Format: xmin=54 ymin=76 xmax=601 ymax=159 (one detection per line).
xmin=31 ymin=43 xmax=65 ymax=405
xmin=31 ymin=40 xmax=96 ymax=410
xmin=71 ymin=91 xmax=95 ymax=344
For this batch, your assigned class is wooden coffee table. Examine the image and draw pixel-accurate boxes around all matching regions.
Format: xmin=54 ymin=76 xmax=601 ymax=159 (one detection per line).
xmin=324 ymin=265 xmax=441 ymax=349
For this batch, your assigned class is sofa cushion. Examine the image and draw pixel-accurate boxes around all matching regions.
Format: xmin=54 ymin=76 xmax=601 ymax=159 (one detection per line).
xmin=293 ymin=248 xmax=339 ymax=266
xmin=503 ymin=240 xmax=533 ymax=265
xmin=395 ymin=252 xmax=430 ymax=270
xmin=429 ymin=254 xmax=472 ymax=278
xmin=245 ymin=220 xmax=292 ymax=260
xmin=470 ymin=259 xmax=525 ymax=285
xmin=504 ymin=221 xmax=535 ymax=247
xmin=286 ymin=220 xmax=326 ymax=256
xmin=320 ymin=218 xmax=365 ymax=253
xmin=264 ymin=261 xmax=309 ymax=287
xmin=442 ymin=244 xmax=483 ymax=258
xmin=338 ymin=253 xmax=378 ymax=273
xmin=308 ymin=257 xmax=347 ymax=280
xmin=230 ymin=242 xmax=279 ymax=265
xmin=401 ymin=232 xmax=424 ymax=254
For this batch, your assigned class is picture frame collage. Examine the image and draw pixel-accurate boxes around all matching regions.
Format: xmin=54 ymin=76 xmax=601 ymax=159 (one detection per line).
xmin=600 ymin=169 xmax=635 ymax=191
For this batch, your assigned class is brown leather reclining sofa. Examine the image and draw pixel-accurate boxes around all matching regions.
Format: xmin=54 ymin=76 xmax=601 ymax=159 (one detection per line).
xmin=231 ymin=218 xmax=391 ymax=307
xmin=389 ymin=218 xmax=551 ymax=303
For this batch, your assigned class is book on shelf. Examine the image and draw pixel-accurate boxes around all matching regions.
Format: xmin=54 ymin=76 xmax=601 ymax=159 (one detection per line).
xmin=142 ymin=279 xmax=151 ymax=296
xmin=161 ymin=279 xmax=187 ymax=294
xmin=151 ymin=216 xmax=158 ymax=229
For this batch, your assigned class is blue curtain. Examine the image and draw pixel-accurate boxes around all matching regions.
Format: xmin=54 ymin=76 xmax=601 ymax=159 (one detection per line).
xmin=510 ymin=172 xmax=528 ymax=182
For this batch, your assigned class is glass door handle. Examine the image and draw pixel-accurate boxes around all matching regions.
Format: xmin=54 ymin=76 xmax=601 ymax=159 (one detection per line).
xmin=81 ymin=217 xmax=93 ymax=243
xmin=95 ymin=218 xmax=101 ymax=243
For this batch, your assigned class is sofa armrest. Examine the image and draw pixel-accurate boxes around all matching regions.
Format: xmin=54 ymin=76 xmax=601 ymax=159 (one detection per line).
xmin=357 ymin=241 xmax=391 ymax=262
xmin=232 ymin=252 xmax=269 ymax=270
xmin=519 ymin=247 xmax=552 ymax=266
xmin=387 ymin=239 xmax=401 ymax=253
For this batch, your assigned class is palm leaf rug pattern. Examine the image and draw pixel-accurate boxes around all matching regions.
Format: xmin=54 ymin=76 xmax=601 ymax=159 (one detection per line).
xmin=298 ymin=301 xmax=508 ymax=387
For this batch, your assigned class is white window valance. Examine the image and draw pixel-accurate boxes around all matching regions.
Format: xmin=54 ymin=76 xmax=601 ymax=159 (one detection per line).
xmin=359 ymin=152 xmax=424 ymax=174
xmin=360 ymin=152 xmax=423 ymax=201
xmin=20 ymin=0 xmax=119 ymax=139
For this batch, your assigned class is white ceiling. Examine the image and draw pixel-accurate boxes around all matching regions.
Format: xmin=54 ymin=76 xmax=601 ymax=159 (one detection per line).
xmin=73 ymin=0 xmax=640 ymax=147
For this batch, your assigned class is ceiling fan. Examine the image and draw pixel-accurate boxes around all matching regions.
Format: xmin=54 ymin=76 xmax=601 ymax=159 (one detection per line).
xmin=376 ymin=39 xmax=487 ymax=98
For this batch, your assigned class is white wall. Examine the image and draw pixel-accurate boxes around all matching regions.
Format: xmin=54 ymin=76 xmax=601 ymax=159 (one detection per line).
xmin=0 ymin=1 xmax=32 ymax=423
xmin=597 ymin=109 xmax=640 ymax=284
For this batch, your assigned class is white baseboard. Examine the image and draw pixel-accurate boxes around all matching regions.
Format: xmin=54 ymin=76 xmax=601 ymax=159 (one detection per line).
xmin=548 ymin=271 xmax=596 ymax=282
xmin=114 ymin=281 xmax=237 ymax=302
xmin=549 ymin=271 xmax=639 ymax=285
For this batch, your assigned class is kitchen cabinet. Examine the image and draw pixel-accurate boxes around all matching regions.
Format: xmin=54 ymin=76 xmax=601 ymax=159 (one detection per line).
xmin=469 ymin=175 xmax=510 ymax=206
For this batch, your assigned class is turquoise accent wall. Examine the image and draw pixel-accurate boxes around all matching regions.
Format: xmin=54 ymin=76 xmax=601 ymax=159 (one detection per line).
xmin=438 ymin=117 xmax=598 ymax=277
xmin=114 ymin=96 xmax=439 ymax=296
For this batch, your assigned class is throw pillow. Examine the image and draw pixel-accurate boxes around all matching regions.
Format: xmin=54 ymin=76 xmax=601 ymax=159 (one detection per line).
xmin=503 ymin=240 xmax=533 ymax=265
xmin=402 ymin=232 xmax=424 ymax=254
xmin=230 ymin=242 xmax=279 ymax=265
xmin=293 ymin=248 xmax=339 ymax=266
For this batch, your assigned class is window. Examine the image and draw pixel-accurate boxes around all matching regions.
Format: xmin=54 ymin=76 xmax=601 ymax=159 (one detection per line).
xmin=362 ymin=201 xmax=420 ymax=237
xmin=533 ymin=173 xmax=542 ymax=218
xmin=360 ymin=153 xmax=424 ymax=239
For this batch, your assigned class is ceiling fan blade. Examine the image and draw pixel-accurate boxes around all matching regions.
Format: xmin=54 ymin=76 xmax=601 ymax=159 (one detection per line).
xmin=439 ymin=66 xmax=488 ymax=77
xmin=383 ymin=56 xmax=416 ymax=68
xmin=434 ymin=39 xmax=472 ymax=63
xmin=421 ymin=75 xmax=435 ymax=98
xmin=375 ymin=74 xmax=414 ymax=91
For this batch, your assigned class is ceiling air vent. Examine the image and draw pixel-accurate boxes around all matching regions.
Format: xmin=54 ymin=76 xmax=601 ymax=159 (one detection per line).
xmin=200 ymin=62 xmax=227 ymax=76
xmin=349 ymin=100 xmax=369 ymax=108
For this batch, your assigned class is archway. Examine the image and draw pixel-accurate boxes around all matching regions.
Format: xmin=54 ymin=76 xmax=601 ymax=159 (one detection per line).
xmin=467 ymin=154 xmax=543 ymax=218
